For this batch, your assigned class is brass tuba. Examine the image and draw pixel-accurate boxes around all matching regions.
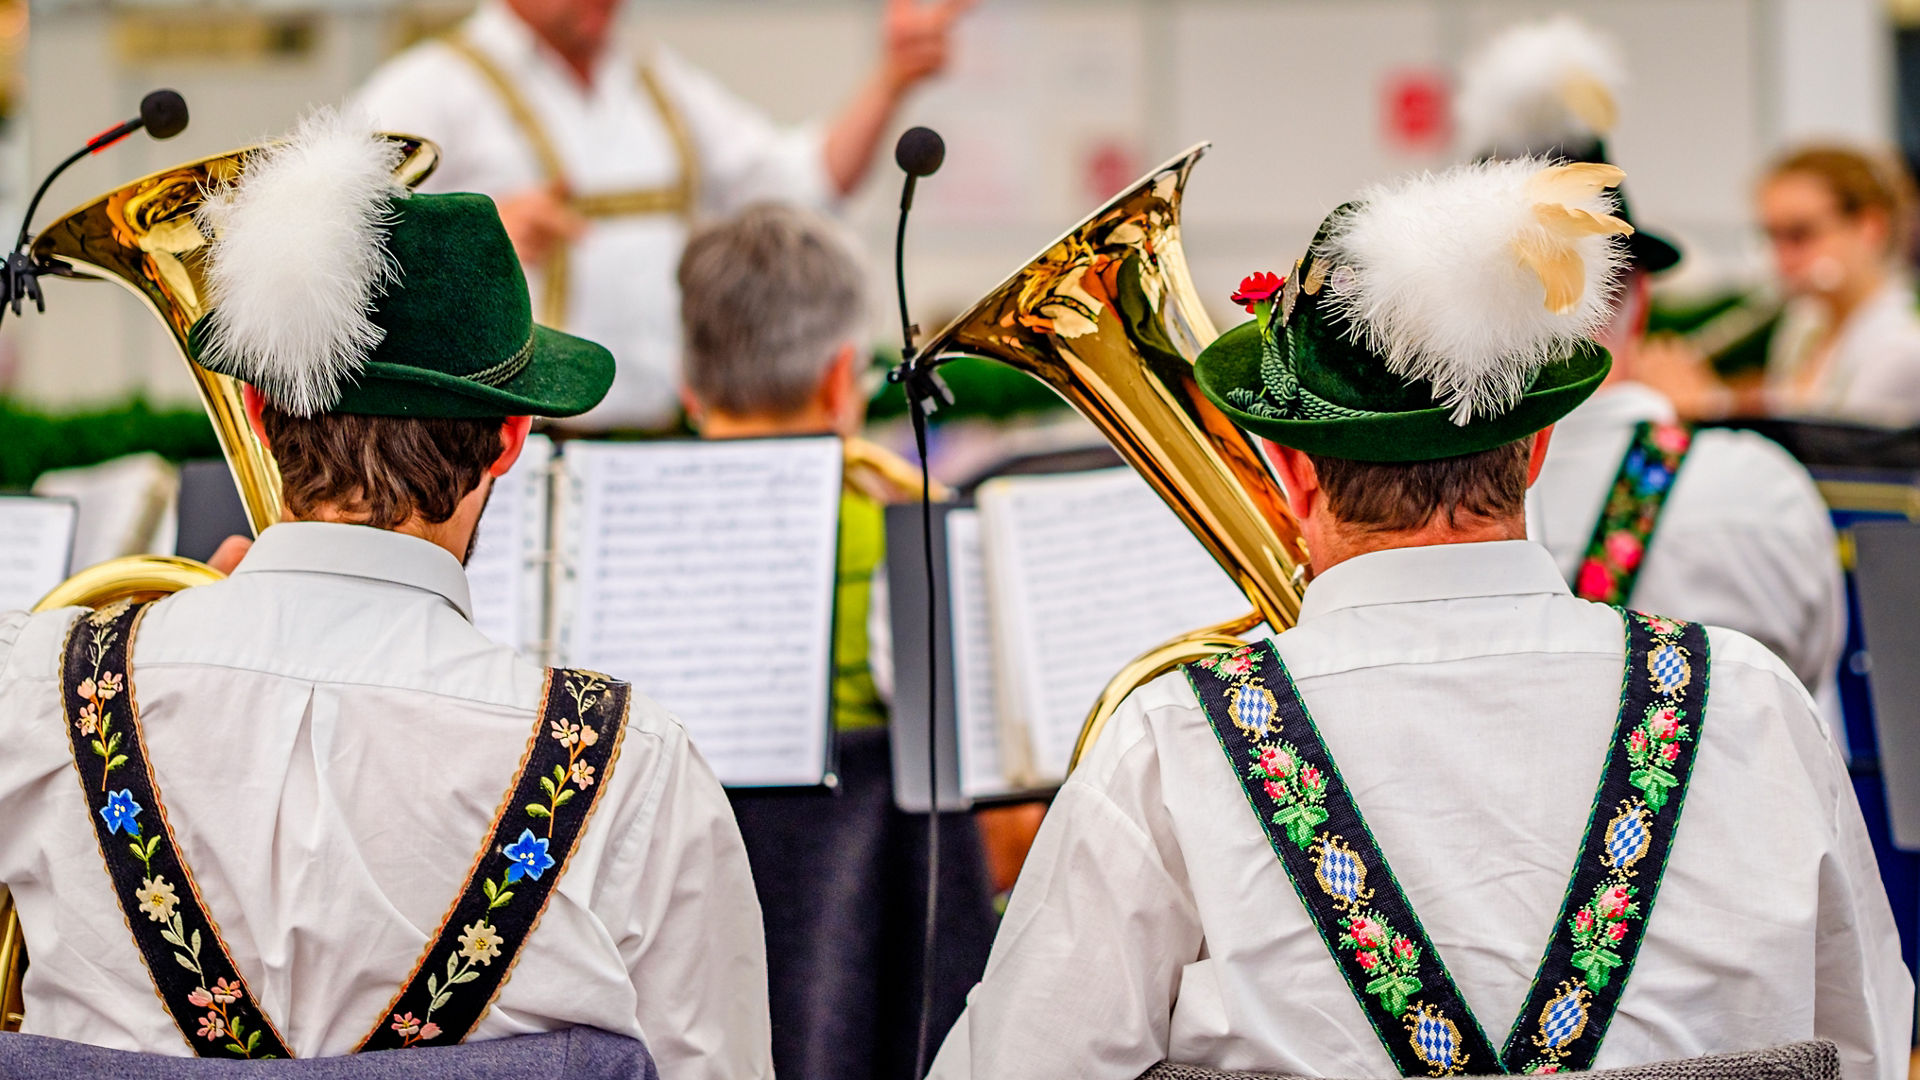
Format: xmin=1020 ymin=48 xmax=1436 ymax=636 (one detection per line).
xmin=0 ymin=135 xmax=439 ymax=1032
xmin=911 ymin=143 xmax=1307 ymax=771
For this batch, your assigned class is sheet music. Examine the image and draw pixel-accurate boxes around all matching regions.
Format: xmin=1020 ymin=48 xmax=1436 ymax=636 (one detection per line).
xmin=0 ymin=496 xmax=78 ymax=613
xmin=556 ymin=438 xmax=844 ymax=787
xmin=466 ymin=434 xmax=554 ymax=658
xmin=980 ymin=468 xmax=1249 ymax=784
xmin=946 ymin=509 xmax=1011 ymax=799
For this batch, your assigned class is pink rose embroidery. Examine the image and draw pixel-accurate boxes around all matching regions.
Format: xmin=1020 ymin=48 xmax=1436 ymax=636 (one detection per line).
xmin=1604 ymin=531 xmax=1643 ymax=571
xmin=1607 ymin=921 xmax=1630 ymax=942
xmin=1577 ymin=558 xmax=1613 ymax=599
xmin=1598 ymin=886 xmax=1630 ymax=919
xmin=1391 ymin=938 xmax=1416 ymax=960
xmin=1628 ymin=730 xmax=1648 ymax=754
xmin=1660 ymin=742 xmax=1681 ymax=763
xmin=1263 ymin=779 xmax=1286 ymax=802
xmin=1573 ymin=909 xmax=1594 ymax=933
xmin=1355 ymin=950 xmax=1378 ymax=971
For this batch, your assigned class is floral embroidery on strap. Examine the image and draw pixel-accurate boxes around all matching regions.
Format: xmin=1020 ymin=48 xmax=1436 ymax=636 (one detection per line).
xmin=355 ymin=669 xmax=630 ymax=1052
xmin=58 ymin=601 xmax=291 ymax=1059
xmin=1575 ymin=421 xmax=1692 ymax=605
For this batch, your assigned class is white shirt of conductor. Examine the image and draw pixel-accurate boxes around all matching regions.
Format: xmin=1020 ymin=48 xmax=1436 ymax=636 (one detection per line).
xmin=930 ymin=163 xmax=1911 ymax=1080
xmin=355 ymin=0 xmax=975 ymax=430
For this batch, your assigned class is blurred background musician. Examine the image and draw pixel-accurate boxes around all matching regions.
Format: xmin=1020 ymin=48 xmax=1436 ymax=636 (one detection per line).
xmin=1642 ymin=145 xmax=1920 ymax=427
xmin=353 ymin=0 xmax=975 ymax=433
xmin=677 ymin=203 xmax=995 ymax=1080
xmin=1455 ymin=17 xmax=1846 ymax=709
xmin=0 ymin=119 xmax=769 ymax=1074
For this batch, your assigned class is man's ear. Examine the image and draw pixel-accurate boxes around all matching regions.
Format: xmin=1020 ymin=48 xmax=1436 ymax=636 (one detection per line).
xmin=242 ymin=384 xmax=272 ymax=449
xmin=490 ymin=416 xmax=534 ymax=478
xmin=1265 ymin=442 xmax=1318 ymax=522
xmin=1525 ymin=425 xmax=1555 ymax=487
xmin=680 ymin=385 xmax=705 ymax=430
xmin=821 ymin=343 xmax=860 ymax=431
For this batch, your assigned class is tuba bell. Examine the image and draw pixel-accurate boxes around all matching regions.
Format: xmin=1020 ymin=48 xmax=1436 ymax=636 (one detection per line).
xmin=0 ymin=134 xmax=440 ymax=1032
xmin=910 ymin=143 xmax=1308 ymax=772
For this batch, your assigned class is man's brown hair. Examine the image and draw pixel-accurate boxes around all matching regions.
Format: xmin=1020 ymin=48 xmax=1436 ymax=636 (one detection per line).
xmin=260 ymin=407 xmax=504 ymax=529
xmin=1305 ymin=439 xmax=1532 ymax=534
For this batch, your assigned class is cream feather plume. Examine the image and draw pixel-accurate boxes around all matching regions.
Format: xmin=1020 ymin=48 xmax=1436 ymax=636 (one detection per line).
xmin=195 ymin=108 xmax=408 ymax=417
xmin=1320 ymin=158 xmax=1632 ymax=425
xmin=1455 ymin=15 xmax=1626 ymax=160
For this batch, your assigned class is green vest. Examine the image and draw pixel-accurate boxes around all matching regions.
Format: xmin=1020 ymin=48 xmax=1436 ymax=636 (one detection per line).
xmin=832 ymin=490 xmax=888 ymax=731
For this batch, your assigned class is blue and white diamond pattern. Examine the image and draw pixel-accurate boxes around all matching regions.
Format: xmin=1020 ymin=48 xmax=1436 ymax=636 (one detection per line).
xmin=1604 ymin=805 xmax=1651 ymax=870
xmin=1648 ymin=644 xmax=1690 ymax=696
xmin=1540 ymin=987 xmax=1587 ymax=1050
xmin=1230 ymin=685 xmax=1278 ymax=737
xmin=1316 ymin=841 xmax=1364 ymax=904
xmin=1411 ymin=1009 xmax=1459 ymax=1071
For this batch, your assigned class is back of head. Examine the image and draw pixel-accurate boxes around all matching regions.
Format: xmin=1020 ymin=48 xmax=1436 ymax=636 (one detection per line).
xmin=260 ymin=408 xmax=505 ymax=528
xmin=678 ymin=203 xmax=869 ymax=419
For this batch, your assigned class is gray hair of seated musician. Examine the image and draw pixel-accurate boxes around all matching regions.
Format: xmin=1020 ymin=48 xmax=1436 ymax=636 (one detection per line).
xmin=678 ymin=202 xmax=869 ymax=417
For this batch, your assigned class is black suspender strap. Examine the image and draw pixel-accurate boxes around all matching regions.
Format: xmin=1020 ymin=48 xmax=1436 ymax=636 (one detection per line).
xmin=354 ymin=668 xmax=630 ymax=1051
xmin=1187 ymin=642 xmax=1501 ymax=1076
xmin=1185 ymin=610 xmax=1710 ymax=1076
xmin=1574 ymin=421 xmax=1694 ymax=605
xmin=60 ymin=601 xmax=292 ymax=1059
xmin=57 ymin=600 xmax=632 ymax=1058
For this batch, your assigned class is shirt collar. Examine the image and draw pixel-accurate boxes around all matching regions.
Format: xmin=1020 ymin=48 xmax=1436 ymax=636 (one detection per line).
xmin=232 ymin=522 xmax=475 ymax=621
xmin=1296 ymin=540 xmax=1571 ymax=623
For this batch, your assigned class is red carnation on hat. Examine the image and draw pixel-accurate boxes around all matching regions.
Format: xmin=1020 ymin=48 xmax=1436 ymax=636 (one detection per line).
xmin=1231 ymin=272 xmax=1284 ymax=314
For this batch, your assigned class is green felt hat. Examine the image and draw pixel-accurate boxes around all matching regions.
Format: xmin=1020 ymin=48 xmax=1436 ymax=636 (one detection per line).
xmin=1196 ymin=160 xmax=1623 ymax=462
xmin=188 ymin=116 xmax=612 ymax=419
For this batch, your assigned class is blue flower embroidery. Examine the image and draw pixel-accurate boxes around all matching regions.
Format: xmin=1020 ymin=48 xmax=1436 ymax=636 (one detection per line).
xmin=503 ymin=829 xmax=554 ymax=883
xmin=100 ymin=789 xmax=142 ymax=837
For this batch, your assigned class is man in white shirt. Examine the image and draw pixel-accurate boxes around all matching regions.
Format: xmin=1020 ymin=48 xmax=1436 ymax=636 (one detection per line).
xmin=355 ymin=0 xmax=974 ymax=430
xmin=1457 ymin=16 xmax=1846 ymax=706
xmin=930 ymin=161 xmax=1910 ymax=1079
xmin=0 ymin=116 xmax=769 ymax=1076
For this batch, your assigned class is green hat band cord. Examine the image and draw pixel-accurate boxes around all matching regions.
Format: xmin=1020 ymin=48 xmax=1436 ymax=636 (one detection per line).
xmin=1222 ymin=318 xmax=1385 ymax=423
xmin=465 ymin=333 xmax=537 ymax=388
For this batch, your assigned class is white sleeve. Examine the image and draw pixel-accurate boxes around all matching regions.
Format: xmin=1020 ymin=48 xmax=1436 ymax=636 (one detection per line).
xmin=350 ymin=46 xmax=498 ymax=196
xmin=649 ymin=49 xmax=834 ymax=214
xmin=606 ymin=716 xmax=772 ymax=1080
xmin=1814 ymin=753 xmax=1916 ymax=1080
xmin=929 ymin=687 xmax=1203 ymax=1080
xmin=1636 ymin=433 xmax=1845 ymax=695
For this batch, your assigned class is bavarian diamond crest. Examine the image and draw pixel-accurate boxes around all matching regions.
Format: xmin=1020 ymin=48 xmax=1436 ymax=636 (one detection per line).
xmin=1647 ymin=644 xmax=1691 ymax=696
xmin=1602 ymin=802 xmax=1652 ymax=872
xmin=1408 ymin=1005 xmax=1462 ymax=1073
xmin=1229 ymin=683 xmax=1279 ymax=738
xmin=1313 ymin=835 xmax=1369 ymax=908
xmin=1539 ymin=984 xmax=1589 ymax=1051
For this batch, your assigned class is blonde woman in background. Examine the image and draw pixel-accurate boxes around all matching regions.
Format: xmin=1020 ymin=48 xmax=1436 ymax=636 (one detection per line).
xmin=1647 ymin=145 xmax=1920 ymax=426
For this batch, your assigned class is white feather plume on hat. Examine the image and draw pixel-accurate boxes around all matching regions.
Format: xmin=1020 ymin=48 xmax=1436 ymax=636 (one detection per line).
xmin=194 ymin=108 xmax=408 ymax=417
xmin=1320 ymin=157 xmax=1632 ymax=425
xmin=1455 ymin=15 xmax=1626 ymax=160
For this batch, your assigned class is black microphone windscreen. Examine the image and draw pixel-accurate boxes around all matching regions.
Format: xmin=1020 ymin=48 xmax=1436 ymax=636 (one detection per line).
xmin=894 ymin=127 xmax=945 ymax=178
xmin=140 ymin=90 xmax=189 ymax=140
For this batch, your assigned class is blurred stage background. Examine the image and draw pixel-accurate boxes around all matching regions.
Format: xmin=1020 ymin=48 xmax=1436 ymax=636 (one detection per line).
xmin=0 ymin=0 xmax=1904 ymax=416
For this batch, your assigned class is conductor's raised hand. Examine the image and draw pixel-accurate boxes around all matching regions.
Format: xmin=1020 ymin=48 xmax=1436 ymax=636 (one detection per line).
xmin=495 ymin=181 xmax=585 ymax=269
xmin=881 ymin=0 xmax=978 ymax=92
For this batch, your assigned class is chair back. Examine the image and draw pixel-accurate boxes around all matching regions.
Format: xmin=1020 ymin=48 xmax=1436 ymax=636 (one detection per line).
xmin=0 ymin=1026 xmax=655 ymax=1079
xmin=1137 ymin=1040 xmax=1840 ymax=1080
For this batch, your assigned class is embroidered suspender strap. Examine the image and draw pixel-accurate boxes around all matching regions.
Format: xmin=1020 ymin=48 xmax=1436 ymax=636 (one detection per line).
xmin=439 ymin=35 xmax=698 ymax=327
xmin=1186 ymin=641 xmax=1502 ymax=1077
xmin=1503 ymin=611 xmax=1710 ymax=1074
xmin=1574 ymin=421 xmax=1693 ymax=605
xmin=58 ymin=602 xmax=292 ymax=1060
xmin=354 ymin=669 xmax=631 ymax=1051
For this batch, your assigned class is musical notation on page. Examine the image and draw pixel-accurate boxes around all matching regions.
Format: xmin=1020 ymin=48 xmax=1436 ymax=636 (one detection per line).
xmin=0 ymin=495 xmax=78 ymax=612
xmin=979 ymin=468 xmax=1248 ymax=784
xmin=556 ymin=438 xmax=844 ymax=788
xmin=945 ymin=509 xmax=1011 ymax=799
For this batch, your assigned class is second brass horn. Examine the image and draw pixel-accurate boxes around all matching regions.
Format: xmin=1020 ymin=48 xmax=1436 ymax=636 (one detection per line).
xmin=911 ymin=143 xmax=1307 ymax=771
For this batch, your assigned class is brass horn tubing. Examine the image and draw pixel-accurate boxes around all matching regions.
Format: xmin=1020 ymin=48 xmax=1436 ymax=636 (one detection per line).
xmin=1067 ymin=608 xmax=1266 ymax=773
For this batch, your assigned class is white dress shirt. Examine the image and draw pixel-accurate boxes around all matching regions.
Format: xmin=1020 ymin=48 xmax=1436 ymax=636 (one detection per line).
xmin=1528 ymin=382 xmax=1845 ymax=698
xmin=353 ymin=2 xmax=834 ymax=430
xmin=930 ymin=541 xmax=1909 ymax=1080
xmin=1766 ymin=279 xmax=1920 ymax=427
xmin=0 ymin=522 xmax=771 ymax=1077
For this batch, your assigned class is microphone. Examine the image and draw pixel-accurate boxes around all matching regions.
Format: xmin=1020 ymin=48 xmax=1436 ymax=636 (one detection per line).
xmin=3 ymin=90 xmax=191 ymax=324
xmin=85 ymin=90 xmax=190 ymax=155
xmin=894 ymin=125 xmax=946 ymax=214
